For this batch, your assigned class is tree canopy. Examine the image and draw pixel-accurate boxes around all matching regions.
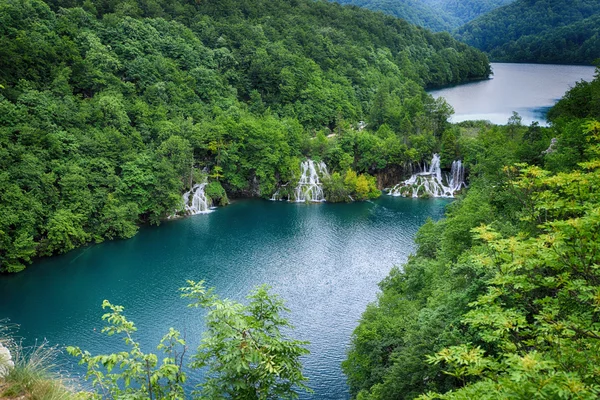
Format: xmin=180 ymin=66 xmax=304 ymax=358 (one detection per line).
xmin=0 ymin=0 xmax=490 ymax=272
xmin=455 ymin=0 xmax=600 ymax=64
xmin=330 ymin=0 xmax=515 ymax=32
xmin=343 ymin=69 xmax=600 ymax=399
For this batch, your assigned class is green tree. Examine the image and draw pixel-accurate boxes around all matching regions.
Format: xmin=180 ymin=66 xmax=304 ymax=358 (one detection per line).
xmin=181 ymin=280 xmax=311 ymax=400
xmin=68 ymin=300 xmax=187 ymax=400
xmin=70 ymin=281 xmax=311 ymax=399
xmin=43 ymin=209 xmax=89 ymax=255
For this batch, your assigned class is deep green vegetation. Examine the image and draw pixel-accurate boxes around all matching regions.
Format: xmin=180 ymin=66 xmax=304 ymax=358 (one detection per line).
xmin=67 ymin=281 xmax=310 ymax=399
xmin=549 ymin=68 xmax=600 ymax=123
xmin=330 ymin=0 xmax=514 ymax=31
xmin=0 ymin=0 xmax=491 ymax=272
xmin=425 ymin=0 xmax=515 ymax=27
xmin=329 ymin=0 xmax=457 ymax=32
xmin=456 ymin=0 xmax=600 ymax=64
xmin=344 ymin=69 xmax=600 ymax=398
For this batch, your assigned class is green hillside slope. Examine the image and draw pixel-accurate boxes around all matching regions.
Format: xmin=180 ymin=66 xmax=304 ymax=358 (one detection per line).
xmin=0 ymin=0 xmax=490 ymax=272
xmin=344 ymin=67 xmax=600 ymax=399
xmin=425 ymin=0 xmax=515 ymax=26
xmin=456 ymin=0 xmax=600 ymax=64
xmin=330 ymin=0 xmax=514 ymax=31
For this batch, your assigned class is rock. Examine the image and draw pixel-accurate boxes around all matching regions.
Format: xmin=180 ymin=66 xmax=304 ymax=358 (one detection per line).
xmin=0 ymin=343 xmax=14 ymax=379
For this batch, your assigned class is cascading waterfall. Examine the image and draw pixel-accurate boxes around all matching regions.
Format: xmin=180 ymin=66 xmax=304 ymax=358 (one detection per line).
xmin=271 ymin=160 xmax=329 ymax=202
xmin=294 ymin=160 xmax=329 ymax=202
xmin=182 ymin=183 xmax=214 ymax=214
xmin=448 ymin=160 xmax=465 ymax=192
xmin=388 ymin=154 xmax=466 ymax=198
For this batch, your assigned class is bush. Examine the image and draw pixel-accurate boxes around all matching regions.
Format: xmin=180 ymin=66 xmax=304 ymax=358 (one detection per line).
xmin=205 ymin=181 xmax=229 ymax=206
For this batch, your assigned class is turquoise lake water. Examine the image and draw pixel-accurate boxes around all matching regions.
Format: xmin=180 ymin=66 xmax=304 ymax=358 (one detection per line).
xmin=429 ymin=62 xmax=596 ymax=126
xmin=0 ymin=197 xmax=449 ymax=398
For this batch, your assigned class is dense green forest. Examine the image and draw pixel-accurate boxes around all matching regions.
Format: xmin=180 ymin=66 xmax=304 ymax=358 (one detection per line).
xmin=425 ymin=0 xmax=515 ymax=26
xmin=456 ymin=0 xmax=600 ymax=64
xmin=330 ymin=0 xmax=514 ymax=31
xmin=344 ymin=68 xmax=600 ymax=398
xmin=0 ymin=0 xmax=491 ymax=273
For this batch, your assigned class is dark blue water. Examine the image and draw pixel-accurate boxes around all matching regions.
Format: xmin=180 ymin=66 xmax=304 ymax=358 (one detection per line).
xmin=0 ymin=197 xmax=448 ymax=398
xmin=430 ymin=63 xmax=596 ymax=126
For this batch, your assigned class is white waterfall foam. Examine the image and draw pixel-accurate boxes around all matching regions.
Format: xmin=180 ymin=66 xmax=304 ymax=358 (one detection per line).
xmin=293 ymin=160 xmax=329 ymax=202
xmin=271 ymin=160 xmax=329 ymax=202
xmin=388 ymin=154 xmax=466 ymax=198
xmin=448 ymin=160 xmax=465 ymax=193
xmin=182 ymin=183 xmax=214 ymax=214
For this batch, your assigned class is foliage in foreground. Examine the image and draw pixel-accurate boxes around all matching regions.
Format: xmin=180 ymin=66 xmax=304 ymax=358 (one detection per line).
xmin=68 ymin=281 xmax=310 ymax=399
xmin=421 ymin=145 xmax=600 ymax=398
xmin=0 ymin=324 xmax=80 ymax=400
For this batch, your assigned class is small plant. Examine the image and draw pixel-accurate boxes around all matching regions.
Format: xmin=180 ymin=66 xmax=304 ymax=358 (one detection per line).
xmin=69 ymin=281 xmax=311 ymax=399
xmin=0 ymin=322 xmax=79 ymax=400
xmin=67 ymin=301 xmax=187 ymax=400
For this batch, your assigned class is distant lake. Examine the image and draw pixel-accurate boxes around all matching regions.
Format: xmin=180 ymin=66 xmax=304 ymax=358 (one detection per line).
xmin=429 ymin=63 xmax=596 ymax=126
xmin=0 ymin=197 xmax=448 ymax=399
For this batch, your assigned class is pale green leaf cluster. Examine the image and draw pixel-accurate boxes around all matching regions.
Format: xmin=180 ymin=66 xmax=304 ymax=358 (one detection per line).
xmin=69 ymin=281 xmax=310 ymax=399
xmin=67 ymin=301 xmax=186 ymax=400
xmin=421 ymin=121 xmax=600 ymax=399
xmin=181 ymin=280 xmax=311 ymax=400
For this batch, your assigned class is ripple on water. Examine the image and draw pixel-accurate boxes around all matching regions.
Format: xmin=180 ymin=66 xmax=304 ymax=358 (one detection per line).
xmin=0 ymin=197 xmax=449 ymax=399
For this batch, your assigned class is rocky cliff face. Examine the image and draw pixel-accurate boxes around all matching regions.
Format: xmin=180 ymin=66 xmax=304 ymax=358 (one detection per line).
xmin=375 ymin=165 xmax=409 ymax=189
xmin=0 ymin=343 xmax=14 ymax=379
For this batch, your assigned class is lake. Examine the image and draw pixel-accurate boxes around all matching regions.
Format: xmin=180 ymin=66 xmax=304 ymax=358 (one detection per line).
xmin=429 ymin=63 xmax=596 ymax=126
xmin=0 ymin=197 xmax=449 ymax=399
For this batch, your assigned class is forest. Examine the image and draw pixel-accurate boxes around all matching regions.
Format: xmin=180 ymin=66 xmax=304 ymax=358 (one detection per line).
xmin=1 ymin=0 xmax=600 ymax=398
xmin=456 ymin=0 xmax=600 ymax=64
xmin=3 ymin=49 xmax=598 ymax=400
xmin=0 ymin=0 xmax=491 ymax=273
xmin=338 ymin=0 xmax=600 ymax=65
xmin=343 ymin=68 xmax=600 ymax=398
xmin=330 ymin=0 xmax=514 ymax=32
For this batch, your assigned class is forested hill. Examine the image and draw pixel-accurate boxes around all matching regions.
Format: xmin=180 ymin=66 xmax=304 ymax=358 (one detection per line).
xmin=330 ymin=0 xmax=514 ymax=31
xmin=456 ymin=0 xmax=600 ymax=64
xmin=344 ymin=68 xmax=600 ymax=399
xmin=0 ymin=0 xmax=490 ymax=272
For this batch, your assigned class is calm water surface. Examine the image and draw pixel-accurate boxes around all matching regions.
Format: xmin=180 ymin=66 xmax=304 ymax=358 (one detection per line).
xmin=430 ymin=63 xmax=596 ymax=126
xmin=0 ymin=197 xmax=448 ymax=399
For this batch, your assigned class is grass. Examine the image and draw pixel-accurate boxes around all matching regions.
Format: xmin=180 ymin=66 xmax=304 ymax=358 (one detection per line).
xmin=0 ymin=323 xmax=83 ymax=400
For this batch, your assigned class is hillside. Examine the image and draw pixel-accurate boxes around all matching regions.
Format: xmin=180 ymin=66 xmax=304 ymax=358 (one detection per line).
xmin=330 ymin=0 xmax=514 ymax=31
xmin=425 ymin=0 xmax=515 ymax=26
xmin=456 ymin=0 xmax=600 ymax=64
xmin=344 ymin=68 xmax=600 ymax=399
xmin=330 ymin=0 xmax=458 ymax=31
xmin=0 ymin=0 xmax=490 ymax=272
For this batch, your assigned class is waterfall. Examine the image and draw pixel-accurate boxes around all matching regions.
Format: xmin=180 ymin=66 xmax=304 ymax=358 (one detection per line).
xmin=271 ymin=160 xmax=329 ymax=202
xmin=448 ymin=160 xmax=465 ymax=192
xmin=388 ymin=154 xmax=466 ymax=198
xmin=182 ymin=183 xmax=214 ymax=214
xmin=294 ymin=160 xmax=329 ymax=202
